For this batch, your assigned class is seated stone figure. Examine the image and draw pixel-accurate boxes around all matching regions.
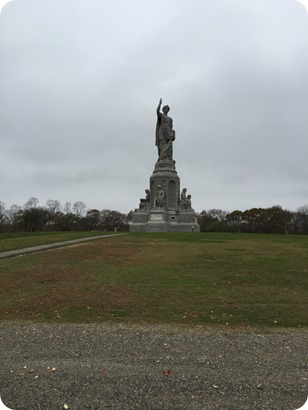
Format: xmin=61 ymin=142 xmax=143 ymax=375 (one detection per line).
xmin=181 ymin=188 xmax=192 ymax=211
xmin=139 ymin=189 xmax=150 ymax=210
xmin=154 ymin=185 xmax=165 ymax=208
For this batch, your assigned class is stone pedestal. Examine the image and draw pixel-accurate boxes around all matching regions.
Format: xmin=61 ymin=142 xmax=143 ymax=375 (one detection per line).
xmin=130 ymin=160 xmax=200 ymax=233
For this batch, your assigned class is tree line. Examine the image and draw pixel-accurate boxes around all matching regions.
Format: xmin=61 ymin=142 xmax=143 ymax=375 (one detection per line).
xmin=0 ymin=197 xmax=130 ymax=232
xmin=198 ymin=205 xmax=308 ymax=234
xmin=0 ymin=197 xmax=308 ymax=234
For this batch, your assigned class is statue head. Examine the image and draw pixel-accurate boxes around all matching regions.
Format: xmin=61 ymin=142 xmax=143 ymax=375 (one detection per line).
xmin=162 ymin=105 xmax=170 ymax=115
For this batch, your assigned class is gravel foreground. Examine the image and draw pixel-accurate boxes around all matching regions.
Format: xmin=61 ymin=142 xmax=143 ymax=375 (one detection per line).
xmin=0 ymin=322 xmax=307 ymax=410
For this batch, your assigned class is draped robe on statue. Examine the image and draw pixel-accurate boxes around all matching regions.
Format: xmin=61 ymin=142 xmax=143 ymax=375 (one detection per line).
xmin=155 ymin=113 xmax=175 ymax=161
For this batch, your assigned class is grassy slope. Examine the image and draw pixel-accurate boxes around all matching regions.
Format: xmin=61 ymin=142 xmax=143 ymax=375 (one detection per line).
xmin=0 ymin=232 xmax=307 ymax=327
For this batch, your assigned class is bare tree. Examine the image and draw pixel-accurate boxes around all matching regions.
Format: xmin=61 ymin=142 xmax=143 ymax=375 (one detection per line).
xmin=6 ymin=204 xmax=21 ymax=224
xmin=64 ymin=202 xmax=72 ymax=214
xmin=45 ymin=199 xmax=62 ymax=229
xmin=24 ymin=197 xmax=39 ymax=209
xmin=297 ymin=204 xmax=308 ymax=214
xmin=295 ymin=204 xmax=308 ymax=234
xmin=72 ymin=201 xmax=87 ymax=218
xmin=46 ymin=199 xmax=62 ymax=215
xmin=0 ymin=201 xmax=8 ymax=228
xmin=207 ymin=209 xmax=228 ymax=222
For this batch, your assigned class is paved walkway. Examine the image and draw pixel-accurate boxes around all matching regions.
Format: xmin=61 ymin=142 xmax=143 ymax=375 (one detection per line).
xmin=0 ymin=233 xmax=127 ymax=259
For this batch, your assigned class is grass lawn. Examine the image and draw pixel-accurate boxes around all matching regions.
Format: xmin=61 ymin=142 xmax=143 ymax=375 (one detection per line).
xmin=0 ymin=232 xmax=307 ymax=328
xmin=0 ymin=231 xmax=117 ymax=252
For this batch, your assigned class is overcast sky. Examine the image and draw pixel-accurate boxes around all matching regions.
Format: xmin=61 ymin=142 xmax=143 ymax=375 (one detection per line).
xmin=0 ymin=0 xmax=307 ymax=214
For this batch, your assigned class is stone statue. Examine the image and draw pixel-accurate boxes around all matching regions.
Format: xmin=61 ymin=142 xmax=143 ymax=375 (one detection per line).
xmin=139 ymin=189 xmax=150 ymax=210
xmin=186 ymin=195 xmax=192 ymax=210
xmin=181 ymin=188 xmax=192 ymax=211
xmin=154 ymin=185 xmax=165 ymax=208
xmin=155 ymin=98 xmax=176 ymax=161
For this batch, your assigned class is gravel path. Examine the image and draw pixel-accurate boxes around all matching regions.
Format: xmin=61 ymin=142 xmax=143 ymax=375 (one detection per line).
xmin=0 ymin=322 xmax=307 ymax=409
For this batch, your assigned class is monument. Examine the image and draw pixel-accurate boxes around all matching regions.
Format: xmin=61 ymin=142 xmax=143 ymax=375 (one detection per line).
xmin=129 ymin=99 xmax=200 ymax=232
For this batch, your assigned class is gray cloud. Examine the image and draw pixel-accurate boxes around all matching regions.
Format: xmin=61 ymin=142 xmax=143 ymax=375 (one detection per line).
xmin=0 ymin=0 xmax=307 ymax=213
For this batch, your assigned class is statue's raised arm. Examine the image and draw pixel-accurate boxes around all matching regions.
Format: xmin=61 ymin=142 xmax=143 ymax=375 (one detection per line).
xmin=157 ymin=98 xmax=162 ymax=117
